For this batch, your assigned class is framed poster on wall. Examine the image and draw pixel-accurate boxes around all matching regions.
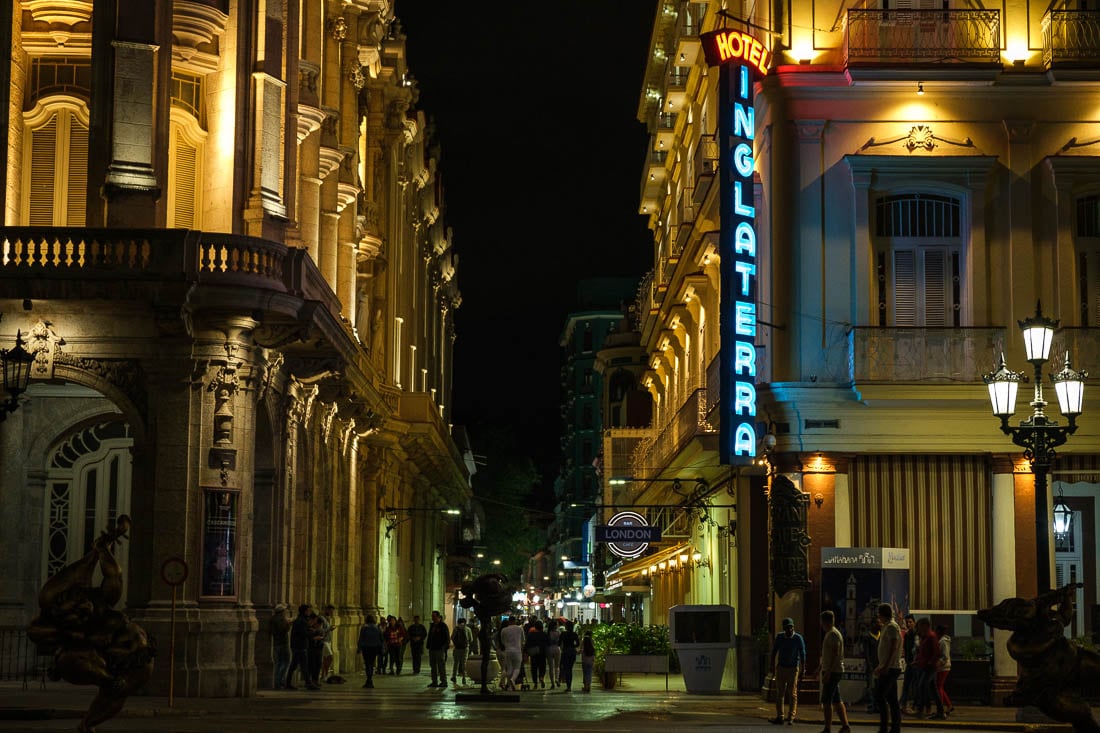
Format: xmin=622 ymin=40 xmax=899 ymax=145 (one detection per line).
xmin=201 ymin=488 xmax=239 ymax=598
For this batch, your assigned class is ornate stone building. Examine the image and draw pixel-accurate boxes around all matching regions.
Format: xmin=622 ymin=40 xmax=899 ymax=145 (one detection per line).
xmin=606 ymin=0 xmax=1100 ymax=692
xmin=0 ymin=0 xmax=468 ymax=697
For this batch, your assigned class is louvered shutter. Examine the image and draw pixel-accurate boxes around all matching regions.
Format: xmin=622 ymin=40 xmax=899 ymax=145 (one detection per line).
xmin=893 ymin=250 xmax=917 ymax=326
xmin=65 ymin=116 xmax=88 ymax=226
xmin=923 ymin=248 xmax=948 ymax=327
xmin=169 ymin=125 xmax=199 ymax=228
xmin=28 ymin=117 xmax=58 ymax=226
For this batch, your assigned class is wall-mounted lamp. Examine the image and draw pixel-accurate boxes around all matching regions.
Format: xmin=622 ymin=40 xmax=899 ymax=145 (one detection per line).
xmin=658 ymin=561 xmax=667 ymax=571
xmin=691 ymin=550 xmax=711 ymax=569
xmin=916 ymin=82 xmax=925 ymax=96
xmin=649 ymin=564 xmax=658 ymax=575
xmin=668 ymin=558 xmax=677 ymax=569
xmin=0 ymin=331 xmax=33 ymax=422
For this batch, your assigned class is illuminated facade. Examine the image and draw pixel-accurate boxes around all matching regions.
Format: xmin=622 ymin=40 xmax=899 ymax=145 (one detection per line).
xmin=0 ymin=1 xmax=468 ymax=696
xmin=614 ymin=0 xmax=1100 ymax=691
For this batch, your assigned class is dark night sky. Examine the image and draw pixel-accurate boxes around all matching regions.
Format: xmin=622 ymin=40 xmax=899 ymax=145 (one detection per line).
xmin=395 ymin=1 xmax=659 ymax=479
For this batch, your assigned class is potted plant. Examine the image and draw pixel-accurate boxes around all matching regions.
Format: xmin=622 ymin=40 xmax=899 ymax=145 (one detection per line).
xmin=590 ymin=623 xmax=673 ymax=689
xmin=948 ymin=637 xmax=992 ymax=705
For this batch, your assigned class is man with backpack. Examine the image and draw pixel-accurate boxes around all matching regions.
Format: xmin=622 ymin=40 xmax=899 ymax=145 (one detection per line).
xmin=450 ymin=617 xmax=472 ymax=686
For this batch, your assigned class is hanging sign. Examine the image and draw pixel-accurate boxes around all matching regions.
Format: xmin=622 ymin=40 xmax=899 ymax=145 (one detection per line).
xmin=701 ymin=28 xmax=770 ymax=465
xmin=596 ymin=511 xmax=657 ymax=559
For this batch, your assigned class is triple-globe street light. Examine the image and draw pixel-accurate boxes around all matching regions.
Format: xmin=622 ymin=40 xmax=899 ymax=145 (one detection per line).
xmin=983 ymin=303 xmax=1087 ymax=592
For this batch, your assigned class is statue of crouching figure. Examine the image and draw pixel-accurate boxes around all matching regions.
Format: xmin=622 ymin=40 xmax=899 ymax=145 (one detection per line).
xmin=27 ymin=515 xmax=156 ymax=733
xmin=459 ymin=573 xmax=512 ymax=694
xmin=978 ymin=584 xmax=1100 ymax=733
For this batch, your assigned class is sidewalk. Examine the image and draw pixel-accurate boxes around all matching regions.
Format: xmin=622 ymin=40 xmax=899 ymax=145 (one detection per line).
xmin=0 ymin=673 xmax=1082 ymax=730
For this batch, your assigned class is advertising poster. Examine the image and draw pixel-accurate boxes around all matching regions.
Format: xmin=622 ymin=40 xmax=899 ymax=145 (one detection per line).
xmin=202 ymin=489 xmax=238 ymax=597
xmin=820 ymin=548 xmax=909 ymax=702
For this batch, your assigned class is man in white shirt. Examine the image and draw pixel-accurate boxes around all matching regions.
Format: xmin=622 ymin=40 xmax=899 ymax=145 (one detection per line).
xmin=498 ymin=617 xmax=525 ymax=691
xmin=873 ymin=603 xmax=903 ymax=733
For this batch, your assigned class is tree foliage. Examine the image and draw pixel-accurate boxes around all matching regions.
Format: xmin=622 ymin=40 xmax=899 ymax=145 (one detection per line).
xmin=470 ymin=426 xmax=545 ymax=581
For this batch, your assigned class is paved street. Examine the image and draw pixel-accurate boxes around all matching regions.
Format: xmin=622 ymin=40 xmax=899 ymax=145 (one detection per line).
xmin=1 ymin=670 xmax=1080 ymax=733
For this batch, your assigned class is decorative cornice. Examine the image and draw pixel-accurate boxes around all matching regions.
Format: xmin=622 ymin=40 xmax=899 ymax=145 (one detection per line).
xmin=24 ymin=0 xmax=93 ymax=28
xmin=172 ymin=0 xmax=229 ymax=54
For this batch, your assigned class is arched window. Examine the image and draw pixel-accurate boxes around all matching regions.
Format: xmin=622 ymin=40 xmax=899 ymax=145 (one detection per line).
xmin=873 ymin=193 xmax=963 ymax=327
xmin=42 ymin=421 xmax=133 ymax=591
xmin=168 ymin=108 xmax=206 ymax=229
xmin=22 ymin=97 xmax=89 ymax=226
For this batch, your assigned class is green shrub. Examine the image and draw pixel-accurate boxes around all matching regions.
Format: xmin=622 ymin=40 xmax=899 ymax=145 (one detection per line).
xmin=957 ymin=637 xmax=991 ymax=660
xmin=586 ymin=622 xmax=675 ymax=674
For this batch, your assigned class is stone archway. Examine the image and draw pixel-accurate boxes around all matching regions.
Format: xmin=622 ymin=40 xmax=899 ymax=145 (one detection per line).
xmin=250 ymin=400 xmax=279 ymax=688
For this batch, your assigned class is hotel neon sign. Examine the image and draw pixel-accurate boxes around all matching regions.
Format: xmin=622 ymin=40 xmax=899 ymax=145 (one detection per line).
xmin=700 ymin=29 xmax=768 ymax=465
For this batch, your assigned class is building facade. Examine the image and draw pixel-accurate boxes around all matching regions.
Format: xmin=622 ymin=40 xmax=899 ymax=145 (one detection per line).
xmin=609 ymin=0 xmax=1100 ymax=692
xmin=0 ymin=0 xmax=468 ymax=697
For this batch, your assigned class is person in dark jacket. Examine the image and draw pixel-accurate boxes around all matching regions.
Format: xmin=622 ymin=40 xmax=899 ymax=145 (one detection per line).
xmin=286 ymin=604 xmax=320 ymax=690
xmin=270 ymin=604 xmax=291 ymax=689
xmin=407 ymin=615 xmax=427 ymax=674
xmin=558 ymin=621 xmax=580 ymax=691
xmin=357 ymin=614 xmax=384 ymax=688
xmin=525 ymin=619 xmax=549 ymax=689
xmin=425 ymin=610 xmax=450 ymax=687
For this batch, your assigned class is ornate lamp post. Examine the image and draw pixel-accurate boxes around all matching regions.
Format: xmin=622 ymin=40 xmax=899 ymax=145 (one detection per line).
xmin=983 ymin=303 xmax=1087 ymax=592
xmin=0 ymin=330 xmax=33 ymax=421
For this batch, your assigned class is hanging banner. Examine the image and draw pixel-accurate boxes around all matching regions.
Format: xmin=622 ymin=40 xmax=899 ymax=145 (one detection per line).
xmin=201 ymin=489 xmax=238 ymax=597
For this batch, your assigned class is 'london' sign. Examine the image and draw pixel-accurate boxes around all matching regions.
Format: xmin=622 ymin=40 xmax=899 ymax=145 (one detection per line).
xmin=700 ymin=28 xmax=769 ymax=466
xmin=596 ymin=511 xmax=659 ymax=559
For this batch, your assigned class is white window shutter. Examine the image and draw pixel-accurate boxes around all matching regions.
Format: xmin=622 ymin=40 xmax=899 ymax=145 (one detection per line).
xmin=65 ymin=115 xmax=89 ymax=227
xmin=893 ymin=250 xmax=917 ymax=326
xmin=169 ymin=126 xmax=199 ymax=228
xmin=923 ymin=248 xmax=948 ymax=327
xmin=28 ymin=117 xmax=58 ymax=226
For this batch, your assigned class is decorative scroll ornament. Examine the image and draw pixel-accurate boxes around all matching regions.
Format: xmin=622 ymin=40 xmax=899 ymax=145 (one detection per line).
xmin=857 ymin=125 xmax=974 ymax=154
xmin=769 ymin=475 xmax=812 ymax=597
xmin=330 ymin=16 xmax=347 ymax=41
xmin=321 ymin=402 xmax=339 ymax=444
xmin=341 ymin=418 xmax=356 ymax=455
xmin=257 ymin=350 xmax=284 ymax=403
xmin=27 ymin=320 xmax=64 ymax=380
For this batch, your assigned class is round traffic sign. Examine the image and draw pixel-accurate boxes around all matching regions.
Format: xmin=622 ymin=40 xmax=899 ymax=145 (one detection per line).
xmin=161 ymin=556 xmax=189 ymax=586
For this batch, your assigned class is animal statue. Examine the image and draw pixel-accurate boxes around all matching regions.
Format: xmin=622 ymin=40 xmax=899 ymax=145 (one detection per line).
xmin=458 ymin=573 xmax=512 ymax=694
xmin=977 ymin=584 xmax=1100 ymax=733
xmin=27 ymin=515 xmax=155 ymax=733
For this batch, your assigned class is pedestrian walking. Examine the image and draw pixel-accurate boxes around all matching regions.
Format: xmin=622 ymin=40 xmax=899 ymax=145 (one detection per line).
xmin=499 ymin=616 xmax=525 ymax=691
xmin=385 ymin=616 xmax=406 ymax=674
xmin=818 ymin=610 xmax=851 ymax=733
xmin=898 ymin=614 xmax=918 ymax=713
xmin=407 ymin=615 xmax=427 ymax=674
xmin=377 ymin=616 xmax=390 ymax=675
xmin=320 ymin=604 xmax=336 ymax=682
xmin=580 ymin=630 xmax=596 ymax=693
xmin=558 ymin=620 xmax=579 ymax=691
xmin=270 ymin=604 xmax=291 ymax=690
xmin=872 ymin=603 xmax=903 ymax=733
xmin=450 ymin=617 xmax=471 ymax=686
xmin=913 ymin=619 xmax=944 ymax=719
xmin=525 ymin=619 xmax=549 ymax=689
xmin=771 ymin=617 xmax=806 ymax=724
xmin=357 ymin=614 xmax=384 ymax=688
xmin=935 ymin=625 xmax=953 ymax=716
xmin=425 ymin=610 xmax=450 ymax=687
xmin=546 ymin=620 xmax=562 ymax=688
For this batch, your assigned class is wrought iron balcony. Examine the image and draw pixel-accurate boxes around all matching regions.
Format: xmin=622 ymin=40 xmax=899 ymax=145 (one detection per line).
xmin=1042 ymin=10 xmax=1100 ymax=69
xmin=846 ymin=9 xmax=1000 ymax=65
xmin=849 ymin=327 xmax=1005 ymax=383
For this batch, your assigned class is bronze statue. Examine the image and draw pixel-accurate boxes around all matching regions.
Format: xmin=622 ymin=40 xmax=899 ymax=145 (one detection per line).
xmin=978 ymin=584 xmax=1100 ymax=733
xmin=27 ymin=515 xmax=156 ymax=733
xmin=458 ymin=573 xmax=512 ymax=694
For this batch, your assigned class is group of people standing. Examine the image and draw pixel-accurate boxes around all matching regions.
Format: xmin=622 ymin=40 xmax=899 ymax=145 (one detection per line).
xmin=771 ymin=604 xmax=954 ymax=733
xmin=356 ymin=610 xmax=455 ymax=688
xmin=269 ymin=603 xmax=337 ymax=690
xmin=495 ymin=617 xmax=596 ymax=693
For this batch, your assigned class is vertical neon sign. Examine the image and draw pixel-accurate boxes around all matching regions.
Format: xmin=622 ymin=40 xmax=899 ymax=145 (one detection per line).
xmin=700 ymin=29 xmax=768 ymax=465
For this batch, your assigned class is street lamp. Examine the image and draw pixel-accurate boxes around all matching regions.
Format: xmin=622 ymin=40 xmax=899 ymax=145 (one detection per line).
xmin=0 ymin=331 xmax=33 ymax=421
xmin=983 ymin=303 xmax=1087 ymax=592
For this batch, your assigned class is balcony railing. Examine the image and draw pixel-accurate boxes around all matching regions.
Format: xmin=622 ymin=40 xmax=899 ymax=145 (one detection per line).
xmin=0 ymin=627 xmax=49 ymax=689
xmin=0 ymin=227 xmax=342 ymax=317
xmin=1042 ymin=10 xmax=1100 ymax=68
xmin=846 ymin=9 xmax=1000 ymax=65
xmin=850 ymin=327 xmax=1005 ymax=383
xmin=631 ymin=387 xmax=717 ymax=476
xmin=1052 ymin=328 xmax=1100 ymax=377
